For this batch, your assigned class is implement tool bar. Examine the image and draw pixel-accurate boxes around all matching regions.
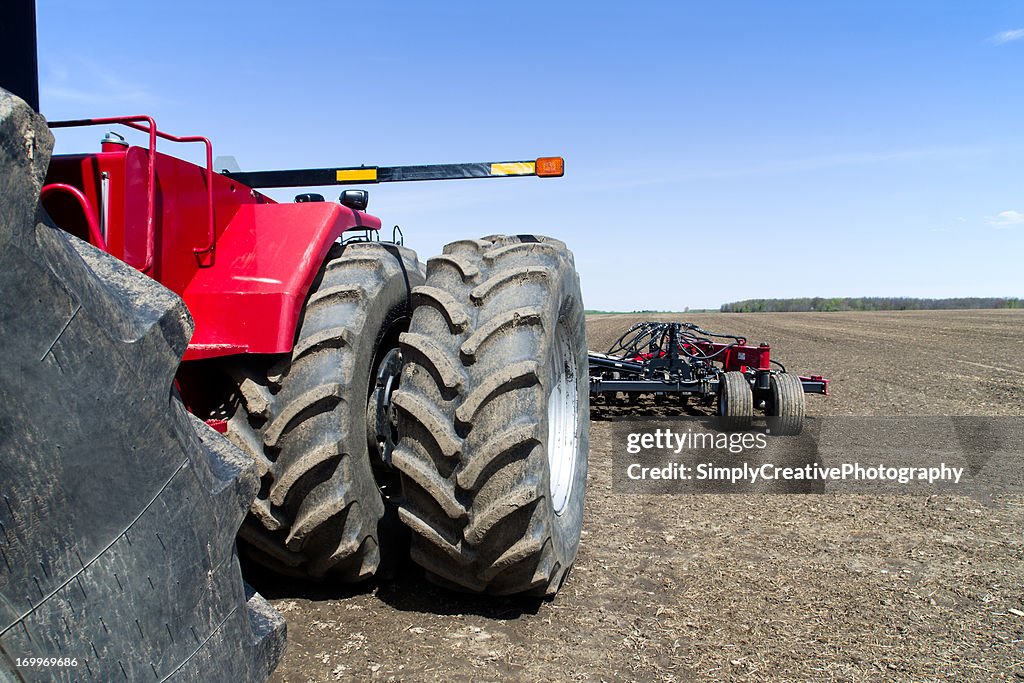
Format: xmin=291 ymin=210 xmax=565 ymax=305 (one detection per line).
xmin=225 ymin=158 xmax=563 ymax=189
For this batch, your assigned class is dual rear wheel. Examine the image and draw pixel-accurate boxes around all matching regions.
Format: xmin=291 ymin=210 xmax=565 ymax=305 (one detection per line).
xmin=224 ymin=235 xmax=588 ymax=596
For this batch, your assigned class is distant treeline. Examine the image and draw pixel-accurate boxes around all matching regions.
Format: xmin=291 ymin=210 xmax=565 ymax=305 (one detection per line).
xmin=720 ymin=297 xmax=1022 ymax=313
xmin=585 ymin=309 xmax=713 ymax=315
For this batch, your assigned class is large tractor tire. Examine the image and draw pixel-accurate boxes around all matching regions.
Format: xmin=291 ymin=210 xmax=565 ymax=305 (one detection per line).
xmin=227 ymin=241 xmax=425 ymax=581
xmin=0 ymin=91 xmax=284 ymax=681
xmin=393 ymin=234 xmax=589 ymax=596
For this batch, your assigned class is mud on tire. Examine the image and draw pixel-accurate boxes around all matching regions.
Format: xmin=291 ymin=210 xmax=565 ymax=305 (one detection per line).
xmin=0 ymin=90 xmax=284 ymax=682
xmin=227 ymin=241 xmax=424 ymax=581
xmin=393 ymin=234 xmax=589 ymax=596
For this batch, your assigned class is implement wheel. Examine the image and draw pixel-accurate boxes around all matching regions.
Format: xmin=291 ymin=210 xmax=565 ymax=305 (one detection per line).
xmin=767 ymin=372 xmax=805 ymax=435
xmin=718 ymin=371 xmax=753 ymax=431
xmin=393 ymin=234 xmax=589 ymax=596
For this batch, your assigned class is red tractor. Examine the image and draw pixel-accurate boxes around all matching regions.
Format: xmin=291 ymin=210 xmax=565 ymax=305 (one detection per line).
xmin=0 ymin=9 xmax=586 ymax=679
xmin=41 ymin=116 xmax=590 ymax=594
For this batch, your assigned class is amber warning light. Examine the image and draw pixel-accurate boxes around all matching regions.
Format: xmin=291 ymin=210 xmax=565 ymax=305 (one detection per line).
xmin=536 ymin=157 xmax=565 ymax=178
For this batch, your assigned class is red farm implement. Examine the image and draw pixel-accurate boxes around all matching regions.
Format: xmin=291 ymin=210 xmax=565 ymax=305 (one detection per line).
xmin=589 ymin=321 xmax=829 ymax=434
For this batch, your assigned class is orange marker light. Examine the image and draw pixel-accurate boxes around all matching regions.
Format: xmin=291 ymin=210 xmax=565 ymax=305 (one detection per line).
xmin=535 ymin=157 xmax=565 ymax=177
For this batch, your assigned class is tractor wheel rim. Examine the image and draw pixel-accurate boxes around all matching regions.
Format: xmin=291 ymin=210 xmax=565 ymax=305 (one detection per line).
xmin=368 ymin=347 xmax=403 ymax=465
xmin=547 ymin=318 xmax=579 ymax=515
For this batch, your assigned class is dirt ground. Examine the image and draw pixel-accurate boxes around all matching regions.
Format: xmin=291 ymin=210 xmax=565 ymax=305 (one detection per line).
xmin=261 ymin=310 xmax=1024 ymax=682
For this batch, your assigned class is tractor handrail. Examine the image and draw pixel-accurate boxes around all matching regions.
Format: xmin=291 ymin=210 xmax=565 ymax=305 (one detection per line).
xmin=47 ymin=116 xmax=217 ymax=268
xmin=40 ymin=183 xmax=107 ymax=252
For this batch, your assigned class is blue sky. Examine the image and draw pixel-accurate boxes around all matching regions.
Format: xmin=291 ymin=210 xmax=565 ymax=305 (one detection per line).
xmin=38 ymin=1 xmax=1024 ymax=310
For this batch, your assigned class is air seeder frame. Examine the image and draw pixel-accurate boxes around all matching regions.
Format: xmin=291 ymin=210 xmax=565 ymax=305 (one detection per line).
xmin=588 ymin=321 xmax=829 ymax=432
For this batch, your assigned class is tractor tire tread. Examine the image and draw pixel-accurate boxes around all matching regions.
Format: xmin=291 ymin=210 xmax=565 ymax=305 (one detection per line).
xmin=394 ymin=234 xmax=588 ymax=595
xmin=230 ymin=241 xmax=424 ymax=581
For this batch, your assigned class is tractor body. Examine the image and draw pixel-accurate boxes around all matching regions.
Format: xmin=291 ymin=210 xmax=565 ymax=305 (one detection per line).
xmin=3 ymin=10 xmax=587 ymax=679
xmin=37 ymin=113 xmax=586 ymax=596
xmin=43 ymin=117 xmax=378 ymax=361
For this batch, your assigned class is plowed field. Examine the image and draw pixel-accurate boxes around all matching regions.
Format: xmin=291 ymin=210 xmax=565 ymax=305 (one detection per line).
xmin=266 ymin=310 xmax=1024 ymax=682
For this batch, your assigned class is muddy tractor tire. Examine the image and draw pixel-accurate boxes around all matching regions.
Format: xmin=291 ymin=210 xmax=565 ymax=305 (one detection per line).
xmin=393 ymin=234 xmax=589 ymax=596
xmin=228 ymin=242 xmax=425 ymax=581
xmin=0 ymin=90 xmax=285 ymax=682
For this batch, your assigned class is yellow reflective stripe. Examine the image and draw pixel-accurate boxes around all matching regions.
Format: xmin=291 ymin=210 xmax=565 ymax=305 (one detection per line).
xmin=336 ymin=168 xmax=378 ymax=182
xmin=490 ymin=161 xmax=535 ymax=176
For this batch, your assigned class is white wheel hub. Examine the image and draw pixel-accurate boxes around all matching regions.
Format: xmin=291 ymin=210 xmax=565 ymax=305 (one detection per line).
xmin=547 ymin=319 xmax=579 ymax=515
